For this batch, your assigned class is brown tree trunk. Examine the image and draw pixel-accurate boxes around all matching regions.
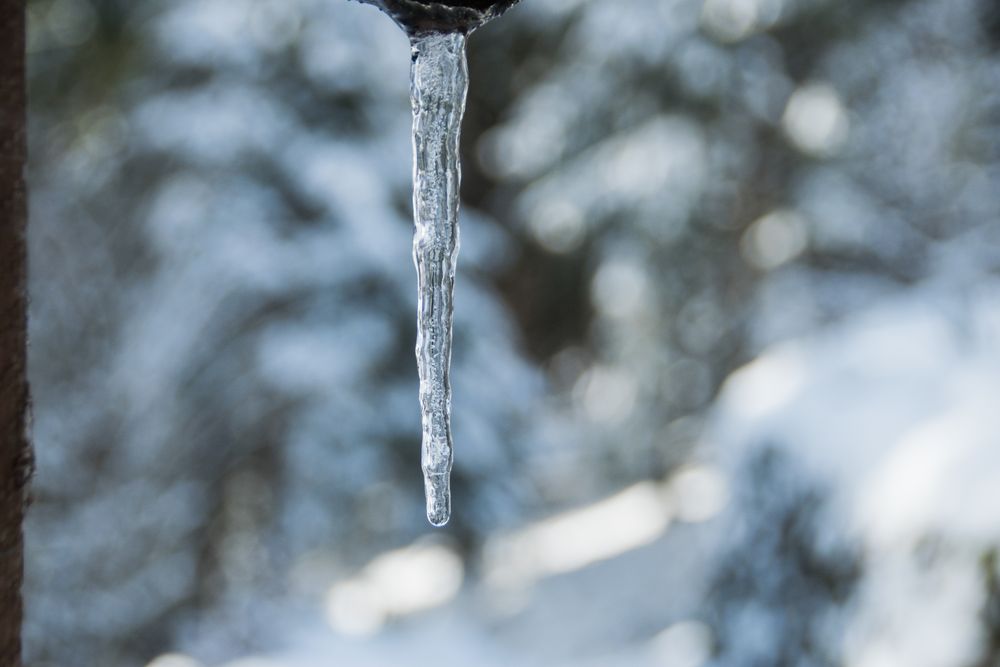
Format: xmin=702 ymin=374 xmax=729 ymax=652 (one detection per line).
xmin=0 ymin=1 xmax=31 ymax=665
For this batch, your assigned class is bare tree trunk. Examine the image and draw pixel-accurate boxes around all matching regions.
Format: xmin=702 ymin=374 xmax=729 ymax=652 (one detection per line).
xmin=0 ymin=1 xmax=31 ymax=665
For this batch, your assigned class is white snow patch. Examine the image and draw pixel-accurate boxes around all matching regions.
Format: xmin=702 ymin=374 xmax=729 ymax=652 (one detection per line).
xmin=710 ymin=279 xmax=1000 ymax=667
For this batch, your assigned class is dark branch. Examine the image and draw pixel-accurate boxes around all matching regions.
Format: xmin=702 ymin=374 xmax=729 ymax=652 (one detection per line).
xmin=349 ymin=0 xmax=522 ymax=34
xmin=0 ymin=1 xmax=30 ymax=665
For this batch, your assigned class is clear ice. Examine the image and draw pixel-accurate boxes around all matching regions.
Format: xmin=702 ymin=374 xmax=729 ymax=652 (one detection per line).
xmin=409 ymin=32 xmax=469 ymax=527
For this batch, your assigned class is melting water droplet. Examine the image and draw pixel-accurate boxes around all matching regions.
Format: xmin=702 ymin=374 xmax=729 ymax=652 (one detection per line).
xmin=410 ymin=31 xmax=469 ymax=527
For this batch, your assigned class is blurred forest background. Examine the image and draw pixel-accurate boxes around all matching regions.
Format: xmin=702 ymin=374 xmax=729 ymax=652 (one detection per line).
xmin=23 ymin=0 xmax=1000 ymax=665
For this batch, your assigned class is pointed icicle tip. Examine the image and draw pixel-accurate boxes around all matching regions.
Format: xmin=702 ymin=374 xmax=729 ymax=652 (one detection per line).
xmin=424 ymin=472 xmax=452 ymax=526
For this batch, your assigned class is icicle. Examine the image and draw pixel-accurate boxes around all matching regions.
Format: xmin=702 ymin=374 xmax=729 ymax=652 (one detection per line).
xmin=409 ymin=32 xmax=469 ymax=527
xmin=351 ymin=0 xmax=521 ymax=526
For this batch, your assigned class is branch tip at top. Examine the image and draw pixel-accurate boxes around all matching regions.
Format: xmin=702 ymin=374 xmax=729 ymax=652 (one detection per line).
xmin=351 ymin=0 xmax=522 ymax=34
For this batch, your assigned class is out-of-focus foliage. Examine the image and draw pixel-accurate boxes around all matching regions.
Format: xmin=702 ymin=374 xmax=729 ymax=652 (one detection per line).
xmin=24 ymin=0 xmax=1000 ymax=665
xmin=475 ymin=0 xmax=1000 ymax=496
xmin=27 ymin=1 xmax=542 ymax=664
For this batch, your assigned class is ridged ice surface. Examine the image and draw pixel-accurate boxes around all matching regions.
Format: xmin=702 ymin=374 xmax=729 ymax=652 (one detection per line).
xmin=409 ymin=32 xmax=469 ymax=526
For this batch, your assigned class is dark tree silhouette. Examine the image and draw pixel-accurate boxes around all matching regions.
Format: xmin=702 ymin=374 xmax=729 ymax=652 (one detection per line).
xmin=0 ymin=1 xmax=30 ymax=665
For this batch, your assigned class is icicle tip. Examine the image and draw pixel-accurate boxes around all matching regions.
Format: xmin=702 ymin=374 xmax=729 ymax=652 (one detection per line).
xmin=424 ymin=472 xmax=452 ymax=526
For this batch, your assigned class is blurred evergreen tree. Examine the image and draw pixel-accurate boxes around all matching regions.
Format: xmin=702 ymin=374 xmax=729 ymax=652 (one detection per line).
xmin=26 ymin=0 xmax=541 ymax=663
xmin=22 ymin=0 xmax=1000 ymax=664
